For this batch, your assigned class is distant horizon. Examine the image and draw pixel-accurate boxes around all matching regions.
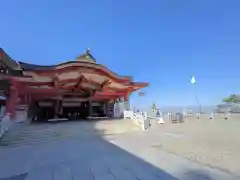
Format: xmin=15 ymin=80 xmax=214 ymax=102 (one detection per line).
xmin=130 ymin=101 xmax=218 ymax=111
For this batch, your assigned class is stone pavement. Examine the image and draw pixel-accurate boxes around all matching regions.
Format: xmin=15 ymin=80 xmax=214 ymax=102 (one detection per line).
xmin=148 ymin=118 xmax=240 ymax=177
xmin=0 ymin=119 xmax=238 ymax=180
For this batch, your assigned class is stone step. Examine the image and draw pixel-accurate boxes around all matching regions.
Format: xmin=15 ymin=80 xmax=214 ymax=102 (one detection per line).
xmin=0 ymin=134 xmax=95 ymax=147
xmin=0 ymin=119 xmax=140 ymax=147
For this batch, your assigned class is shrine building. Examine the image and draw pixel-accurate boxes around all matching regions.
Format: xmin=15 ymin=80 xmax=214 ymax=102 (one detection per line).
xmin=0 ymin=48 xmax=148 ymax=121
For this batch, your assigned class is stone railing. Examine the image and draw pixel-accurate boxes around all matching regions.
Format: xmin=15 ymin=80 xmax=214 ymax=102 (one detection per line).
xmin=123 ymin=110 xmax=133 ymax=119
xmin=147 ymin=115 xmax=164 ymax=124
xmin=0 ymin=114 xmax=11 ymax=138
xmin=147 ymin=111 xmax=164 ymax=124
xmin=124 ymin=110 xmax=150 ymax=130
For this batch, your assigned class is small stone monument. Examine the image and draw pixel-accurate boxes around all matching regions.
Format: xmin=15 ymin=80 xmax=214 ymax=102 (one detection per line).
xmin=224 ymin=112 xmax=229 ymax=120
xmin=169 ymin=111 xmax=178 ymax=123
xmin=209 ymin=112 xmax=214 ymax=120
xmin=176 ymin=112 xmax=184 ymax=123
xmin=196 ymin=113 xmax=200 ymax=120
xmin=156 ymin=110 xmax=164 ymax=124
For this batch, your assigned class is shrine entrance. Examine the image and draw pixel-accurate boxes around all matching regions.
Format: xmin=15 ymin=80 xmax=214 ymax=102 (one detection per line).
xmin=30 ymin=101 xmax=88 ymax=121
xmin=37 ymin=106 xmax=55 ymax=121
xmin=62 ymin=101 xmax=89 ymax=120
xmin=30 ymin=99 xmax=109 ymax=122
xmin=29 ymin=101 xmax=55 ymax=121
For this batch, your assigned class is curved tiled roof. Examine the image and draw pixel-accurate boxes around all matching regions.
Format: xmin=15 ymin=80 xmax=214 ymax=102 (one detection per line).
xmin=18 ymin=49 xmax=97 ymax=70
xmin=0 ymin=48 xmax=22 ymax=70
xmin=19 ymin=60 xmax=132 ymax=81
xmin=18 ymin=50 xmax=132 ymax=81
xmin=1 ymin=48 xmax=133 ymax=81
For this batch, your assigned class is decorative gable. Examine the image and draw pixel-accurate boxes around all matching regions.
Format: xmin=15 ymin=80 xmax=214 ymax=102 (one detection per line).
xmin=76 ymin=48 xmax=96 ymax=63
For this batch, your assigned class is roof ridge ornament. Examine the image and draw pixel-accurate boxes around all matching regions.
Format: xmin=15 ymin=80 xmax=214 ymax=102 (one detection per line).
xmin=76 ymin=48 xmax=96 ymax=63
xmin=85 ymin=48 xmax=91 ymax=54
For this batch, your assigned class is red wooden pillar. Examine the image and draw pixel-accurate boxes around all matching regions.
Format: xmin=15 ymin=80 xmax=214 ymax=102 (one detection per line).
xmin=53 ymin=75 xmax=61 ymax=117
xmin=26 ymin=93 xmax=33 ymax=105
xmin=5 ymin=81 xmax=19 ymax=120
xmin=124 ymin=94 xmax=129 ymax=101
xmin=24 ymin=94 xmax=29 ymax=105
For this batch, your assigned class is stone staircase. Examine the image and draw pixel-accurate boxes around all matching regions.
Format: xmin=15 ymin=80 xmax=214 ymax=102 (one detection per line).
xmin=0 ymin=122 xmax=97 ymax=147
xmin=0 ymin=120 xmax=141 ymax=147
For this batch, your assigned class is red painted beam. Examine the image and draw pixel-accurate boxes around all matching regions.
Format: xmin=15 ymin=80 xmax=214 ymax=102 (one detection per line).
xmin=27 ymin=89 xmax=122 ymax=97
xmin=131 ymin=82 xmax=149 ymax=89
xmin=25 ymin=85 xmax=133 ymax=94
xmin=21 ymin=75 xmax=102 ymax=89
xmin=95 ymin=91 xmax=126 ymax=96
xmin=29 ymin=93 xmax=119 ymax=102
xmin=25 ymin=66 xmax=131 ymax=83
xmin=21 ymin=81 xmax=53 ymax=86
xmin=11 ymin=76 xmax=146 ymax=94
xmin=25 ymin=88 xmax=60 ymax=94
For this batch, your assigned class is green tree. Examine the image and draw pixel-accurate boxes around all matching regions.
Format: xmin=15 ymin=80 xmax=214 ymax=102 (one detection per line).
xmin=222 ymin=94 xmax=240 ymax=104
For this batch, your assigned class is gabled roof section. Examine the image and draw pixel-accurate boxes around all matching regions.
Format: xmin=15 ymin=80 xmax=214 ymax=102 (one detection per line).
xmin=0 ymin=48 xmax=22 ymax=70
xmin=18 ymin=61 xmax=56 ymax=70
xmin=19 ymin=48 xmax=97 ymax=70
xmin=76 ymin=48 xmax=96 ymax=63
xmin=12 ymin=48 xmax=133 ymax=81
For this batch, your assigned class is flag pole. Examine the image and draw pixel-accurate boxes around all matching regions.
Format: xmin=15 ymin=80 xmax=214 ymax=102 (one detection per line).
xmin=194 ymin=85 xmax=202 ymax=113
xmin=191 ymin=76 xmax=202 ymax=114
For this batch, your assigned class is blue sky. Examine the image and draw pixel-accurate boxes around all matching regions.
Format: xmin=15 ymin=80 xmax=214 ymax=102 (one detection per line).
xmin=1 ymin=0 xmax=240 ymax=108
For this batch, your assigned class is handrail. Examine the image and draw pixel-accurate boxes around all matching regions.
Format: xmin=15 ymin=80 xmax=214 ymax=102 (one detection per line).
xmin=148 ymin=115 xmax=164 ymax=124
xmin=0 ymin=114 xmax=11 ymax=138
xmin=124 ymin=110 xmax=148 ymax=130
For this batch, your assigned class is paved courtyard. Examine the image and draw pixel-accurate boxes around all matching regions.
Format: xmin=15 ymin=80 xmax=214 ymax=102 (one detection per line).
xmin=148 ymin=116 xmax=240 ymax=176
xmin=0 ymin=119 xmax=238 ymax=180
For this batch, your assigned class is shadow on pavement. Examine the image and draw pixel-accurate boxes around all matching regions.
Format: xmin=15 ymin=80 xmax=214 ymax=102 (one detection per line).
xmin=0 ymin=119 xmax=232 ymax=180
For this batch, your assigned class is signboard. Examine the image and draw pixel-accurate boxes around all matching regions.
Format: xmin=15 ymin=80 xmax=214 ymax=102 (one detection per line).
xmin=38 ymin=102 xmax=54 ymax=107
xmin=16 ymin=105 xmax=28 ymax=111
xmin=62 ymin=102 xmax=81 ymax=107
xmin=92 ymin=102 xmax=101 ymax=106
xmin=16 ymin=111 xmax=27 ymax=122
xmin=138 ymin=92 xmax=146 ymax=96
xmin=63 ymin=98 xmax=88 ymax=102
